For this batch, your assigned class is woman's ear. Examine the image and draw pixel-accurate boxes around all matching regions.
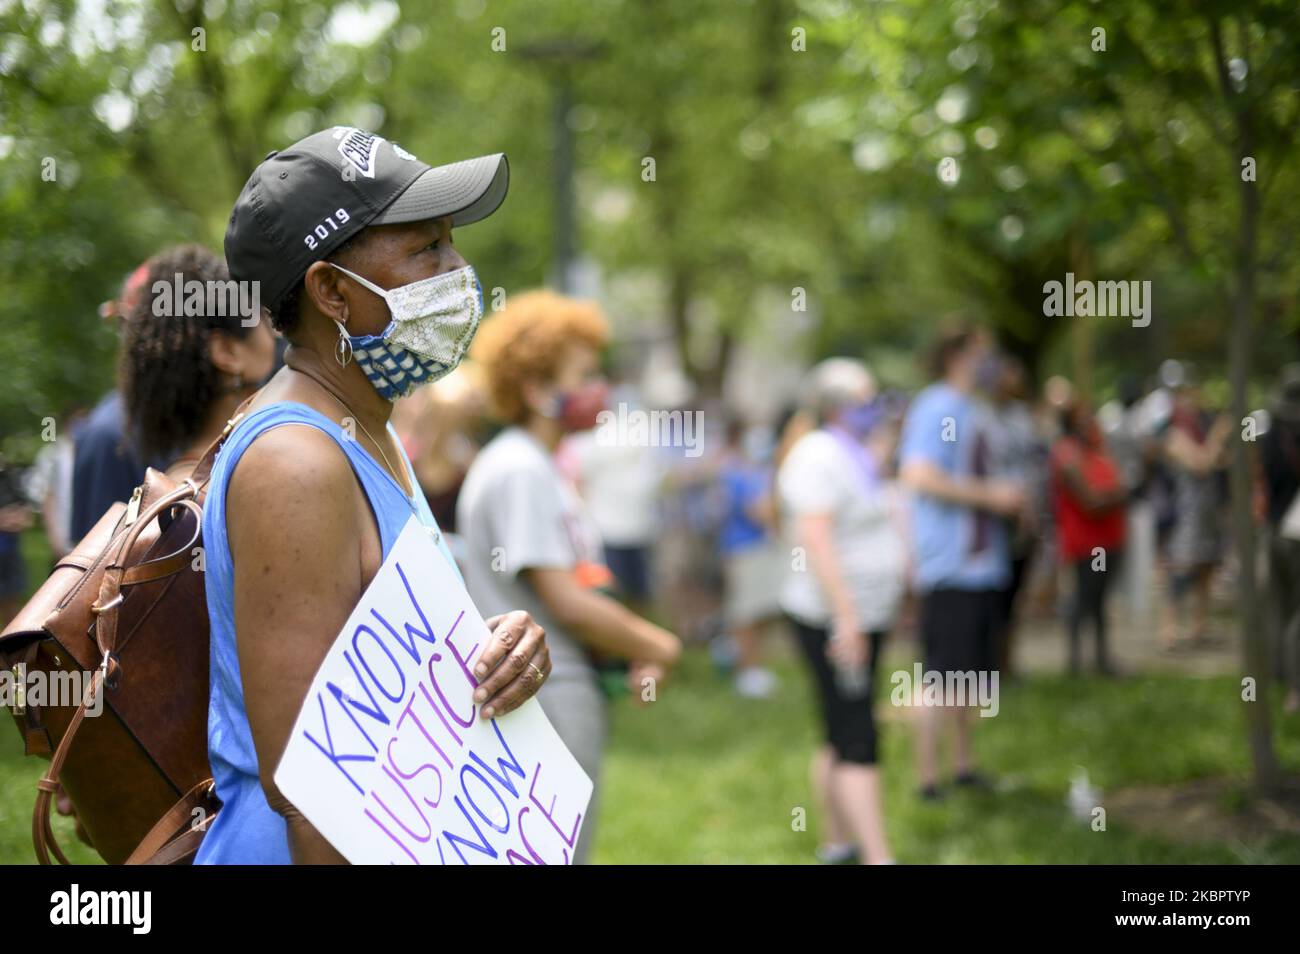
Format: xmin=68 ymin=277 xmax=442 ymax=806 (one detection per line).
xmin=303 ymin=261 xmax=349 ymax=325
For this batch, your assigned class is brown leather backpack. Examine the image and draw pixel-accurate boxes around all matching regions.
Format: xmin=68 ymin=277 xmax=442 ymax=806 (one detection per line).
xmin=0 ymin=403 xmax=251 ymax=865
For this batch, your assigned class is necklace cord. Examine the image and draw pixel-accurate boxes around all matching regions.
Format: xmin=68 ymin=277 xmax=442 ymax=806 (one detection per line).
xmin=285 ymin=364 xmax=416 ymax=499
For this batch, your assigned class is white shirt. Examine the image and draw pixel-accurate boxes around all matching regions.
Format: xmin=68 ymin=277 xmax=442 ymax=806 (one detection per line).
xmin=567 ymin=430 xmax=662 ymax=546
xmin=777 ymin=429 xmax=907 ymax=630
xmin=457 ymin=427 xmax=603 ymax=683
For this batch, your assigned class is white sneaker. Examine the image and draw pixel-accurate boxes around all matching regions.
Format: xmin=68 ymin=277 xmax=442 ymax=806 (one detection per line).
xmin=815 ymin=843 xmax=858 ymax=864
xmin=734 ymin=667 xmax=779 ymax=699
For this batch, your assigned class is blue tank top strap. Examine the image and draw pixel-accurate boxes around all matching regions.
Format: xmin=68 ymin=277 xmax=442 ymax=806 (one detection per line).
xmin=214 ymin=401 xmax=413 ymax=553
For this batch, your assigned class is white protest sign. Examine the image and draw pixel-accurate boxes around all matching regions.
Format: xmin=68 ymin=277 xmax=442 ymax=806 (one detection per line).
xmin=273 ymin=516 xmax=593 ymax=864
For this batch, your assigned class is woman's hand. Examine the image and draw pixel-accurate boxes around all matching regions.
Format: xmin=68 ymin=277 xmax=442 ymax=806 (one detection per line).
xmin=828 ymin=613 xmax=869 ymax=669
xmin=473 ymin=610 xmax=553 ymax=718
xmin=626 ymin=660 xmax=669 ymax=706
xmin=0 ymin=504 xmax=32 ymax=533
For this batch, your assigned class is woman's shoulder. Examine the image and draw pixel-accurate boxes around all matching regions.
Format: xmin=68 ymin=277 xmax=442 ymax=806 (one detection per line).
xmin=219 ymin=400 xmax=354 ymax=460
xmin=778 ymin=429 xmax=850 ymax=492
xmin=229 ymin=398 xmax=342 ymax=434
xmin=786 ymin=427 xmax=839 ymax=461
xmin=478 ymin=427 xmax=552 ymax=470
xmin=213 ymin=405 xmax=362 ymax=518
xmin=463 ymin=427 xmax=557 ymax=498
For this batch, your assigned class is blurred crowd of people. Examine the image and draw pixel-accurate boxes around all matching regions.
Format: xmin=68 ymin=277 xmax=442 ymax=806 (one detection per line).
xmin=3 ymin=245 xmax=1298 ymax=866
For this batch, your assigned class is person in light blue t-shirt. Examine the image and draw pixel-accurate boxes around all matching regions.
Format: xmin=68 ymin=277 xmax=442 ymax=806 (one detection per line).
xmin=899 ymin=323 xmax=1025 ymax=801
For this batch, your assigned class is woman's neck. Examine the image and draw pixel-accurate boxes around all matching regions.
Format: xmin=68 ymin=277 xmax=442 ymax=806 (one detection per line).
xmin=524 ymin=414 xmax=564 ymax=452
xmin=281 ymin=341 xmax=394 ymax=436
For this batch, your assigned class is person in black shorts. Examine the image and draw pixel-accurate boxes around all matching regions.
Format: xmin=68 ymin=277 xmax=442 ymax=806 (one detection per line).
xmin=778 ymin=358 xmax=905 ymax=864
xmin=899 ymin=324 xmax=1025 ymax=800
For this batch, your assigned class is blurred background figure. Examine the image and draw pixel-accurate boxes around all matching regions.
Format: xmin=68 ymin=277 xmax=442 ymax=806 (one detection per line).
xmin=716 ymin=417 xmax=785 ymax=699
xmin=778 ymin=357 xmax=904 ymax=865
xmin=773 ymin=402 xmax=817 ymax=473
xmin=118 ymin=245 xmax=277 ymax=481
xmin=22 ymin=405 xmax=86 ymax=565
xmin=564 ymin=371 xmax=665 ymax=620
xmin=392 ymin=360 xmax=488 ymax=564
xmin=1049 ymin=399 xmax=1128 ymax=675
xmin=1099 ymin=374 xmax=1158 ymax=625
xmin=900 ymin=324 xmax=1023 ymax=799
xmin=458 ymin=290 xmax=681 ymax=864
xmin=0 ymin=454 xmax=34 ymax=627
xmin=1261 ymin=364 xmax=1300 ymax=713
xmin=987 ymin=354 xmax=1044 ymax=677
xmin=68 ymin=263 xmax=155 ymax=543
xmin=1158 ymin=369 xmax=1231 ymax=652
xmin=48 ymin=243 xmax=277 ymax=841
xmin=1024 ymin=374 xmax=1075 ymax=621
xmin=656 ymin=405 xmax=728 ymax=647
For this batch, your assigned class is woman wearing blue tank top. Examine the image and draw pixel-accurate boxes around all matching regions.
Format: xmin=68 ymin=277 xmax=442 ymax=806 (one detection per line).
xmin=197 ymin=129 xmax=552 ymax=864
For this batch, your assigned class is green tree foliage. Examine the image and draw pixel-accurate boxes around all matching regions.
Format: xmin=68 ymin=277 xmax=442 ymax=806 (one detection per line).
xmin=1 ymin=0 xmax=1297 ymax=448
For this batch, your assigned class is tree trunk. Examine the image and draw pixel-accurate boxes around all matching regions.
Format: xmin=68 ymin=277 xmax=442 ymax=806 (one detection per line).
xmin=667 ymin=265 xmax=697 ymax=387
xmin=1229 ymin=117 xmax=1280 ymax=794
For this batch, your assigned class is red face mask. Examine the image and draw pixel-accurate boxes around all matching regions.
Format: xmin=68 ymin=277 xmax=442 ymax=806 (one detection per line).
xmin=557 ymin=380 xmax=609 ymax=432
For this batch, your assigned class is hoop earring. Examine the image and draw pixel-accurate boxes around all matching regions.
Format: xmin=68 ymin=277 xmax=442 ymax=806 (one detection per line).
xmin=334 ymin=324 xmax=354 ymax=367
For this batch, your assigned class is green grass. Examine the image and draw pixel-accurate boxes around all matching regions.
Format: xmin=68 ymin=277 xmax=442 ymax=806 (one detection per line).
xmin=4 ymin=517 xmax=1298 ymax=864
xmin=0 ymin=741 xmax=103 ymax=865
xmin=590 ymin=646 xmax=1300 ymax=864
xmin=2 ymin=643 xmax=1298 ymax=864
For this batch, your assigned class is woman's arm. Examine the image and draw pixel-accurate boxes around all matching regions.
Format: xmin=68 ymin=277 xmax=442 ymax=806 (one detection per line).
xmin=1058 ymin=458 xmax=1127 ymax=514
xmin=1165 ymin=426 xmax=1223 ymax=475
xmin=900 ymin=459 xmax=1023 ymax=516
xmin=525 ymin=567 xmax=680 ymax=668
xmin=227 ymin=427 xmax=552 ymax=864
xmin=795 ymin=511 xmax=870 ymax=668
xmin=227 ymin=427 xmax=362 ymax=864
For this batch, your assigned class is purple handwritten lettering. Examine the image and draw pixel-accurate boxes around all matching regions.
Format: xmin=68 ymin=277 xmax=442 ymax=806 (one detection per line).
xmin=427 ymin=650 xmax=475 ymax=729
xmin=353 ymin=625 xmax=406 ymax=704
xmin=529 ymin=763 xmax=582 ymax=848
xmin=302 ymin=693 xmax=372 ymax=795
xmin=459 ymin=764 xmax=510 ymax=833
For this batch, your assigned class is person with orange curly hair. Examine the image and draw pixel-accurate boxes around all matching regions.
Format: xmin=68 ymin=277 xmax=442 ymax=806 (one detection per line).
xmin=457 ymin=290 xmax=682 ymax=864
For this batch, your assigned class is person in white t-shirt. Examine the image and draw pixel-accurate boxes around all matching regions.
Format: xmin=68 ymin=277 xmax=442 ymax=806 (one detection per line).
xmin=458 ymin=291 xmax=681 ymax=864
xmin=778 ymin=358 xmax=905 ymax=865
xmin=565 ymin=381 xmax=665 ymax=617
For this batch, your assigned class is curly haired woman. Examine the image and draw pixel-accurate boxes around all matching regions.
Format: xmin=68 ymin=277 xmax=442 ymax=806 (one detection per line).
xmin=457 ymin=290 xmax=682 ymax=864
xmin=119 ymin=244 xmax=278 ymax=474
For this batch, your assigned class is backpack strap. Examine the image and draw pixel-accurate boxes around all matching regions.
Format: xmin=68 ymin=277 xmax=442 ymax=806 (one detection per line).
xmin=125 ymin=778 xmax=219 ymax=865
xmin=31 ymin=394 xmax=259 ymax=865
xmin=33 ymin=667 xmax=106 ymax=864
xmin=191 ymin=392 xmax=261 ymax=493
xmin=34 ymin=480 xmax=200 ymax=865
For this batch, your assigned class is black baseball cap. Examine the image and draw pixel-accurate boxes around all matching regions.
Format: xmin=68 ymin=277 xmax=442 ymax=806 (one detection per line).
xmin=225 ymin=126 xmax=509 ymax=312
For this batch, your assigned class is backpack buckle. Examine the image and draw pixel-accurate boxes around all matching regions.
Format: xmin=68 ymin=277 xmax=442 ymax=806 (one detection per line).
xmin=100 ymin=649 xmax=122 ymax=692
xmin=91 ymin=594 xmax=124 ymax=616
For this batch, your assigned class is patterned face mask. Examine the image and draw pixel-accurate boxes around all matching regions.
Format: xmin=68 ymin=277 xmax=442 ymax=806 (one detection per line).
xmin=330 ymin=263 xmax=484 ymax=401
